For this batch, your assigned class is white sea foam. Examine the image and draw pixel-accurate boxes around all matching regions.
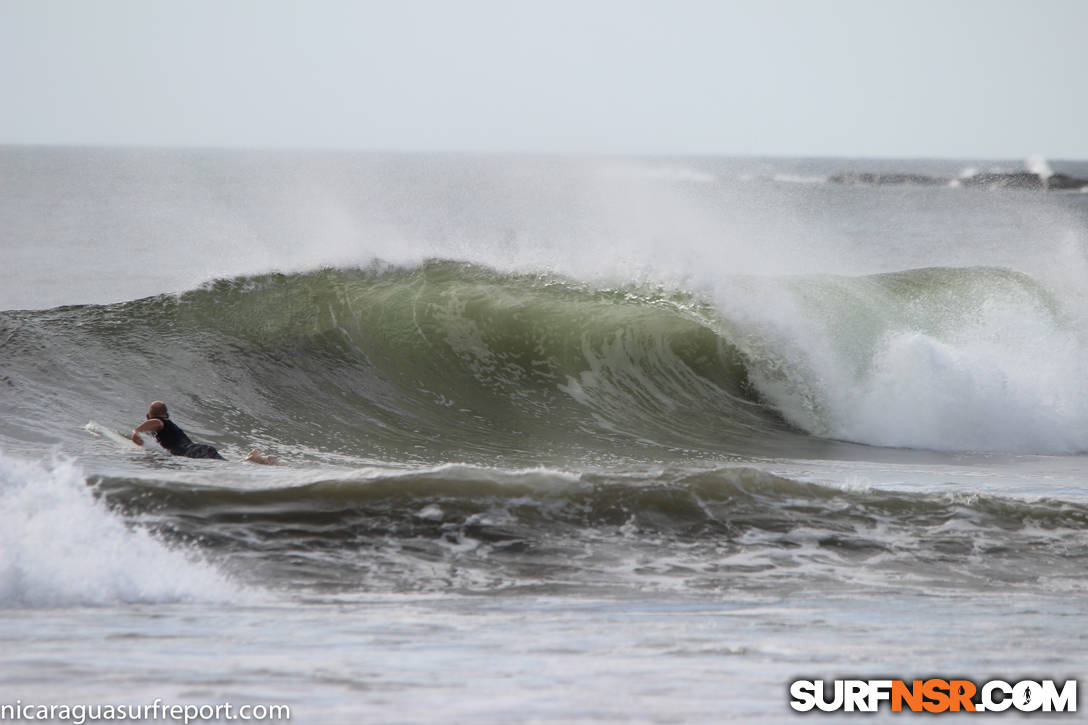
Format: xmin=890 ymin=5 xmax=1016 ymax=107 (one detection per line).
xmin=837 ymin=326 xmax=1088 ymax=453
xmin=0 ymin=453 xmax=243 ymax=608
xmin=725 ymin=271 xmax=1088 ymax=454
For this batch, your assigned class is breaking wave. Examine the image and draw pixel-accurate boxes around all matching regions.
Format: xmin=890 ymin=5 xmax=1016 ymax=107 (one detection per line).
xmin=1 ymin=260 xmax=1085 ymax=457
xmin=0 ymin=453 xmax=242 ymax=608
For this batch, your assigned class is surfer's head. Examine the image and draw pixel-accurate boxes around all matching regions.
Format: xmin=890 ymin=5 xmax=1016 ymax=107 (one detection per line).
xmin=147 ymin=401 xmax=169 ymax=419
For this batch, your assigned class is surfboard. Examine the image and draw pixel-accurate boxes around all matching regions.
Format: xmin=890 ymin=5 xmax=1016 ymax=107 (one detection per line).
xmin=84 ymin=420 xmax=143 ymax=449
xmin=85 ymin=420 xmax=276 ymax=464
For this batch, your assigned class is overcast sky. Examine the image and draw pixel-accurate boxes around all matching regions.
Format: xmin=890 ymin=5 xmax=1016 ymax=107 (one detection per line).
xmin=1 ymin=0 xmax=1085 ymax=158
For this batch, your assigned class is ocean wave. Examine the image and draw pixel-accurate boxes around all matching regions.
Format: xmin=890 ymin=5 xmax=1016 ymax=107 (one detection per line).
xmin=90 ymin=464 xmax=1088 ymax=596
xmin=0 ymin=453 xmax=243 ymax=608
xmin=823 ymin=158 xmax=1088 ymax=191
xmin=2 ymin=261 xmax=1085 ymax=457
xmin=95 ymin=462 xmax=1088 ymax=535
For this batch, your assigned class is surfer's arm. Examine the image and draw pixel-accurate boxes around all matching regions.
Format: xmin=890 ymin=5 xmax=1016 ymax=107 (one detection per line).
xmin=131 ymin=419 xmax=163 ymax=445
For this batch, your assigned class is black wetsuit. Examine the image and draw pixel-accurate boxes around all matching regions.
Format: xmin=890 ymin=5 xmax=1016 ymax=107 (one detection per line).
xmin=151 ymin=417 xmax=224 ymax=460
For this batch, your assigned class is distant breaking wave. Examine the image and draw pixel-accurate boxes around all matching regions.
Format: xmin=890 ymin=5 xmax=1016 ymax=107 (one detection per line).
xmin=828 ymin=169 xmax=1088 ymax=191
xmin=1 ymin=260 xmax=1085 ymax=457
xmin=773 ymin=158 xmax=1088 ymax=191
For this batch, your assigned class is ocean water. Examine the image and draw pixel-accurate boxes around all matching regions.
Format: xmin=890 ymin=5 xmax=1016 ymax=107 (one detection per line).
xmin=1 ymin=147 xmax=1087 ymax=722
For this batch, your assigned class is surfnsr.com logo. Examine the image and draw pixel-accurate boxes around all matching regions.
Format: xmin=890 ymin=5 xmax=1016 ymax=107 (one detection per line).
xmin=789 ymin=679 xmax=1077 ymax=713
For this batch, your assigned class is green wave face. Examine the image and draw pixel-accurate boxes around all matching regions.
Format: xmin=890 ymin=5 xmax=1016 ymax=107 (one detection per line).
xmin=162 ymin=261 xmax=789 ymax=463
xmin=1 ymin=260 xmax=1083 ymax=459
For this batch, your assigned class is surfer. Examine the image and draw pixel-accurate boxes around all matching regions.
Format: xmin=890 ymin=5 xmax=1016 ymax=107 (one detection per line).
xmin=131 ymin=401 xmax=277 ymax=464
